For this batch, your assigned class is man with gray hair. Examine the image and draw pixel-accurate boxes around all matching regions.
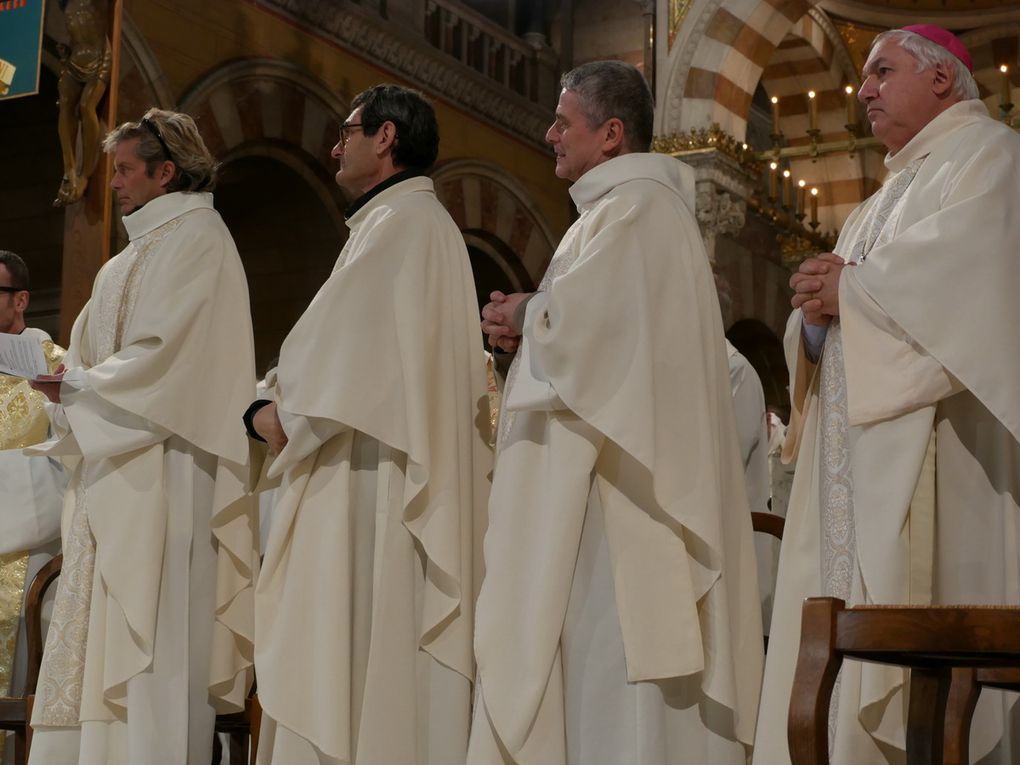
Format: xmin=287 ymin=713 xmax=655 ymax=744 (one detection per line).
xmin=471 ymin=60 xmax=763 ymax=764
xmin=755 ymin=25 xmax=1020 ymax=764
xmin=27 ymin=108 xmax=258 ymax=765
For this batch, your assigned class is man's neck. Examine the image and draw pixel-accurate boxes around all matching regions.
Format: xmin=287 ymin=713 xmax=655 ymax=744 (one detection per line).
xmin=344 ymin=168 xmax=425 ymax=219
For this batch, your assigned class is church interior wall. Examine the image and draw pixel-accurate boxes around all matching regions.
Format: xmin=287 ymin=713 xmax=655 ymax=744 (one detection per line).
xmin=2 ymin=66 xmax=65 ymax=341
xmin=3 ymin=0 xmax=1019 ymax=407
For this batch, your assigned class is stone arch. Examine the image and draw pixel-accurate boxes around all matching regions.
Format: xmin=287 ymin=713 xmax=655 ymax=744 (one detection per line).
xmin=432 ymin=159 xmax=557 ymax=288
xmin=727 ymin=318 xmax=788 ymax=413
xmin=178 ymin=58 xmax=348 ymax=218
xmin=659 ymin=0 xmax=847 ymax=138
xmin=118 ymin=14 xmax=175 ymax=115
xmin=962 ymin=23 xmax=1020 ymax=116
xmin=714 ymin=243 xmax=791 ymax=343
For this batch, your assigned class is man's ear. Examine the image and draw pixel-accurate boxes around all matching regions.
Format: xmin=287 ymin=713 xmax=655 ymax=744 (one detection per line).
xmin=603 ymin=117 xmax=626 ymax=154
xmin=931 ymin=61 xmax=953 ymax=98
xmin=158 ymin=160 xmax=176 ymax=189
xmin=374 ymin=120 xmax=398 ymax=157
xmin=14 ymin=290 xmax=28 ymax=314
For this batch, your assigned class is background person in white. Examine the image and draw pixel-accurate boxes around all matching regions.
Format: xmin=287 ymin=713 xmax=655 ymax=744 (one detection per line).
xmin=248 ymin=85 xmax=491 ymax=765
xmin=0 ymin=251 xmax=66 ymax=765
xmin=754 ymin=26 xmax=1020 ymax=765
xmin=471 ymin=61 xmax=763 ymax=765
xmin=28 ymin=108 xmax=258 ymax=765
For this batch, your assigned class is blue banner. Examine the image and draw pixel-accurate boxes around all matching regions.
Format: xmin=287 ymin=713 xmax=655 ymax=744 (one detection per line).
xmin=0 ymin=0 xmax=45 ymax=100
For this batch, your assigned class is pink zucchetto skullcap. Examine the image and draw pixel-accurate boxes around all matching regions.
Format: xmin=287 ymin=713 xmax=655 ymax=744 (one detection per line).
xmin=901 ymin=24 xmax=973 ymax=71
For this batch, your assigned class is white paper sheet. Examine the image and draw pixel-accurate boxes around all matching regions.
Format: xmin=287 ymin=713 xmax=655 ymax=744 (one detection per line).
xmin=0 ymin=331 xmax=50 ymax=379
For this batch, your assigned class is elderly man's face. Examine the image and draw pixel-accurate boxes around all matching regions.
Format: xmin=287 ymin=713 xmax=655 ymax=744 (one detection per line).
xmin=858 ymin=39 xmax=948 ymax=155
xmin=546 ymin=89 xmax=610 ymax=183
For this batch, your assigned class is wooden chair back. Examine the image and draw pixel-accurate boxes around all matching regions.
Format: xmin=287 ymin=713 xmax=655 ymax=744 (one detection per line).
xmin=0 ymin=553 xmax=62 ymax=765
xmin=788 ymin=597 xmax=1020 ymax=765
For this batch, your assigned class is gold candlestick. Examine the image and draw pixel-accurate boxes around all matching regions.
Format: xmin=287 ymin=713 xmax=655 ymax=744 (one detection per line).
xmin=782 ymin=169 xmax=791 ymax=210
xmin=810 ymin=187 xmax=819 ymax=230
xmin=808 ymin=90 xmax=818 ymax=132
xmin=769 ymin=161 xmax=778 ymax=201
xmin=844 ymin=85 xmax=857 ymax=128
xmin=771 ymin=95 xmax=780 ymax=134
xmin=796 ymin=179 xmax=807 ymax=222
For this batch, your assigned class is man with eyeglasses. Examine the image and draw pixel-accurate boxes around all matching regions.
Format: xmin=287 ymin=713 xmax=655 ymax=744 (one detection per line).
xmin=26 ymin=109 xmax=258 ymax=765
xmin=0 ymin=251 xmax=66 ymax=764
xmin=470 ymin=60 xmax=762 ymax=765
xmin=245 ymin=84 xmax=491 ymax=764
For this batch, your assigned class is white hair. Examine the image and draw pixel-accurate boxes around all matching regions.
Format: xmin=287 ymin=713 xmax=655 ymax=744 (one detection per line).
xmin=870 ymin=29 xmax=979 ymax=101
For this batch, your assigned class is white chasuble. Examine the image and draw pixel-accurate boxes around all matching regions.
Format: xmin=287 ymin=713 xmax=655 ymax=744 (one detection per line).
xmin=754 ymin=100 xmax=1020 ymax=765
xmin=26 ymin=192 xmax=258 ymax=765
xmin=254 ymin=176 xmax=492 ymax=765
xmin=469 ymin=153 xmax=764 ymax=765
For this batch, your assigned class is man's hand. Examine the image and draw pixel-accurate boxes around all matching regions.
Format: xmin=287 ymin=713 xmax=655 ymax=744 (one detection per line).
xmin=481 ymin=291 xmax=532 ymax=353
xmin=30 ymin=363 xmax=66 ymax=404
xmin=252 ymin=402 xmax=288 ymax=455
xmin=790 ymin=253 xmax=850 ymax=324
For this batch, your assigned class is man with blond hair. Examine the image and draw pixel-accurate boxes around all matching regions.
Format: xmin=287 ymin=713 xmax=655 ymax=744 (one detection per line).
xmin=755 ymin=26 xmax=1020 ymax=764
xmin=28 ymin=108 xmax=258 ymax=765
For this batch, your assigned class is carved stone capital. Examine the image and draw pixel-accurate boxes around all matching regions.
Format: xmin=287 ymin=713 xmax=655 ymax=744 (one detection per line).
xmin=696 ymin=186 xmax=746 ymax=237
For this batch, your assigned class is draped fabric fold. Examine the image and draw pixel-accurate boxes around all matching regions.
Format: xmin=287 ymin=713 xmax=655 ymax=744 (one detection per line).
xmin=26 ymin=192 xmax=258 ymax=763
xmin=754 ymin=100 xmax=1020 ymax=765
xmin=472 ymin=153 xmax=763 ymax=764
xmin=255 ymin=176 xmax=491 ymax=762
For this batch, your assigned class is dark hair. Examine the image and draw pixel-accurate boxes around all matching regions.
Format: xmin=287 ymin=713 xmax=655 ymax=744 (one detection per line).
xmin=103 ymin=108 xmax=219 ymax=192
xmin=351 ymin=85 xmax=440 ymax=170
xmin=560 ymin=61 xmax=654 ymax=152
xmin=0 ymin=250 xmax=29 ymax=290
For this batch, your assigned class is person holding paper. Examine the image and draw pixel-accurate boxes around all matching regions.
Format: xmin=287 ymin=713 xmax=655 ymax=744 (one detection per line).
xmin=0 ymin=251 xmax=66 ymax=765
xmin=245 ymin=84 xmax=492 ymax=765
xmin=27 ymin=108 xmax=258 ymax=765
xmin=470 ymin=61 xmax=762 ymax=765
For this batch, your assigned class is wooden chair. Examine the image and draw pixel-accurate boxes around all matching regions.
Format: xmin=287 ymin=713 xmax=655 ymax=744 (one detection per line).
xmin=752 ymin=511 xmax=785 ymax=541
xmin=0 ymin=554 xmax=63 ymax=765
xmin=940 ymin=666 xmax=1020 ymax=765
xmin=213 ymin=683 xmax=262 ymax=765
xmin=751 ymin=511 xmax=785 ymax=652
xmin=787 ymin=597 xmax=1020 ymax=765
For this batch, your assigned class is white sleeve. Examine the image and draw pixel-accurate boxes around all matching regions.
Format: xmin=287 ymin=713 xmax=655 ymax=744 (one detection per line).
xmin=0 ymin=451 xmax=66 ymax=554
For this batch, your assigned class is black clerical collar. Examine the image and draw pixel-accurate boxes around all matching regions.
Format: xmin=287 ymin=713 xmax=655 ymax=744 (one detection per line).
xmin=344 ymin=168 xmax=428 ymax=220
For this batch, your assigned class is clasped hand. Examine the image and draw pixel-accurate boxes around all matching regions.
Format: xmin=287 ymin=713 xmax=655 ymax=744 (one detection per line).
xmin=789 ymin=253 xmax=851 ymax=325
xmin=481 ymin=290 xmax=530 ymax=353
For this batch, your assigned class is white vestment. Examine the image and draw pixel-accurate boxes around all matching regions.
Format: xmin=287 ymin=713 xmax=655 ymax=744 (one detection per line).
xmin=469 ymin=153 xmax=764 ymax=765
xmin=26 ymin=192 xmax=259 ymax=765
xmin=0 ymin=328 xmax=65 ymax=765
xmin=254 ymin=175 xmax=492 ymax=765
xmin=727 ymin=341 xmax=775 ymax=634
xmin=754 ymin=100 xmax=1020 ymax=765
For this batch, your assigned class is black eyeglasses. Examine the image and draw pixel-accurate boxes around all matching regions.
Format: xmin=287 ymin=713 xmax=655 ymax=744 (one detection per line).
xmin=339 ymin=122 xmax=364 ymax=146
xmin=142 ymin=117 xmax=175 ymax=164
xmin=0 ymin=286 xmax=27 ymax=294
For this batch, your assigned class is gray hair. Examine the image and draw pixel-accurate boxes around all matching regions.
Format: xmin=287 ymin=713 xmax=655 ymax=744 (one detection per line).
xmin=103 ymin=108 xmax=219 ymax=192
xmin=871 ymin=29 xmax=979 ymax=101
xmin=560 ymin=61 xmax=654 ymax=152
